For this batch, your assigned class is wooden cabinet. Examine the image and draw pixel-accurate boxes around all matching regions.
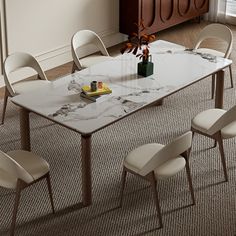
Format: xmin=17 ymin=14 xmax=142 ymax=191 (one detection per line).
xmin=119 ymin=0 xmax=209 ymax=35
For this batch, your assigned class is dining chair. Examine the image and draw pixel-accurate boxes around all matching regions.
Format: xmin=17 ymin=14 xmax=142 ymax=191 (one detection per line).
xmin=191 ymin=104 xmax=236 ymax=182
xmin=71 ymin=29 xmax=111 ymax=73
xmin=119 ymin=131 xmax=195 ymax=228
xmin=1 ymin=52 xmax=50 ymax=125
xmin=193 ymin=23 xmax=233 ymax=99
xmin=0 ymin=149 xmax=55 ymax=236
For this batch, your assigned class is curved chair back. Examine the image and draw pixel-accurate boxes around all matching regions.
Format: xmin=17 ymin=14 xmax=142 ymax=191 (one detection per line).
xmin=194 ymin=23 xmax=233 ymax=58
xmin=0 ymin=150 xmax=33 ymax=186
xmin=208 ymin=105 xmax=236 ymax=135
xmin=139 ymin=131 xmax=192 ymax=176
xmin=3 ymin=52 xmax=48 ymax=96
xmin=71 ymin=30 xmax=109 ymax=70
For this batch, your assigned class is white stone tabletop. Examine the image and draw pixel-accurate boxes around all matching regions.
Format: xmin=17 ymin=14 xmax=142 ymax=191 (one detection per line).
xmin=11 ymin=40 xmax=232 ymax=135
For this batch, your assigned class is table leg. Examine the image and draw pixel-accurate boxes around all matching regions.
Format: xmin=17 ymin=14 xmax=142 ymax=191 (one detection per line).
xmin=81 ymin=134 xmax=92 ymax=206
xmin=215 ymin=70 xmax=224 ymax=109
xmin=20 ymin=108 xmax=31 ymax=151
xmin=155 ymin=99 xmax=164 ymax=106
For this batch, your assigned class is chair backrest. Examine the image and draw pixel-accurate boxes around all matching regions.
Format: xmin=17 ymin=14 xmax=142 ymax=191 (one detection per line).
xmin=139 ymin=131 xmax=192 ymax=176
xmin=0 ymin=150 xmax=34 ymax=186
xmin=3 ymin=52 xmax=48 ymax=96
xmin=71 ymin=30 xmax=109 ymax=70
xmin=207 ymin=105 xmax=236 ymax=135
xmin=194 ymin=23 xmax=233 ymax=58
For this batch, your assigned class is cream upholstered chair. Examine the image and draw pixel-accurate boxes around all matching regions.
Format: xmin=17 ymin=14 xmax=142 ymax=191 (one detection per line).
xmin=191 ymin=105 xmax=236 ymax=182
xmin=193 ymin=23 xmax=233 ymax=99
xmin=71 ymin=29 xmax=111 ymax=73
xmin=0 ymin=149 xmax=54 ymax=236
xmin=1 ymin=52 xmax=50 ymax=125
xmin=119 ymin=131 xmax=195 ymax=228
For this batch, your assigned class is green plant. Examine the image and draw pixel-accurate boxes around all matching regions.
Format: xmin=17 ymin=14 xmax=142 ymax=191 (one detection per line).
xmin=120 ymin=20 xmax=156 ymax=61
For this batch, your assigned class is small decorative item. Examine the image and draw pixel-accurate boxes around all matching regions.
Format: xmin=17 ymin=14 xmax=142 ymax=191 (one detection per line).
xmin=120 ymin=20 xmax=156 ymax=77
xmin=137 ymin=55 xmax=154 ymax=77
xmin=90 ymin=81 xmax=97 ymax=91
xmin=98 ymin=81 xmax=103 ymax=89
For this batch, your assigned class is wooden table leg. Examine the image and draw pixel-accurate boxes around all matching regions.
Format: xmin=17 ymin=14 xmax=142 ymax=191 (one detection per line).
xmin=215 ymin=70 xmax=224 ymax=109
xmin=20 ymin=108 xmax=31 ymax=151
xmin=81 ymin=134 xmax=92 ymax=206
xmin=155 ymin=99 xmax=164 ymax=106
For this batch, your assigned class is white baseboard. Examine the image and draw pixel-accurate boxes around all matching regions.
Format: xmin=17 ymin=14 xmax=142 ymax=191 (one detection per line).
xmin=0 ymin=32 xmax=126 ymax=88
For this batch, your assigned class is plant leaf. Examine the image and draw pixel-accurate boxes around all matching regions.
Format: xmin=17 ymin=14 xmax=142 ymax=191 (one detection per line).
xmin=133 ymin=46 xmax=138 ymax=55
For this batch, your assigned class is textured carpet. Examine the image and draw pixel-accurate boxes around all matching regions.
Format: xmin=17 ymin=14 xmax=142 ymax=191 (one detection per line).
xmin=0 ymin=72 xmax=236 ymax=236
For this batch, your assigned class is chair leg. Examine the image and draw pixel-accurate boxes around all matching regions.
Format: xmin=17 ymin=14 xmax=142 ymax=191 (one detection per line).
xmin=119 ymin=168 xmax=127 ymax=207
xmin=1 ymin=87 xmax=9 ymax=125
xmin=185 ymin=160 xmax=195 ymax=205
xmin=46 ymin=173 xmax=55 ymax=214
xmin=229 ymin=65 xmax=233 ymax=88
xmin=217 ymin=136 xmax=228 ymax=182
xmin=211 ymin=74 xmax=216 ymax=99
xmin=150 ymin=172 xmax=163 ymax=228
xmin=213 ymin=140 xmax=217 ymax=148
xmin=189 ymin=131 xmax=194 ymax=154
xmin=71 ymin=62 xmax=77 ymax=73
xmin=191 ymin=130 xmax=195 ymax=140
xmin=10 ymin=181 xmax=23 ymax=236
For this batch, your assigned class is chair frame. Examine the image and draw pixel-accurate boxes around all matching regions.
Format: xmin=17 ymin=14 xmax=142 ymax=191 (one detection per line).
xmin=119 ymin=149 xmax=195 ymax=228
xmin=1 ymin=52 xmax=48 ymax=125
xmin=191 ymin=104 xmax=236 ymax=182
xmin=191 ymin=127 xmax=228 ymax=182
xmin=71 ymin=29 xmax=109 ymax=73
xmin=1 ymin=87 xmax=10 ymax=125
xmin=194 ymin=23 xmax=233 ymax=99
xmin=10 ymin=172 xmax=55 ymax=236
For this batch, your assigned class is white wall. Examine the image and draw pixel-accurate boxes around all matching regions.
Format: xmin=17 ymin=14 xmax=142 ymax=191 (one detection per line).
xmin=0 ymin=0 xmax=124 ymax=86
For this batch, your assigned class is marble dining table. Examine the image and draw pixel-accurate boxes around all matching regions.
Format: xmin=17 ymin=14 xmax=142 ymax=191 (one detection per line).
xmin=11 ymin=40 xmax=232 ymax=207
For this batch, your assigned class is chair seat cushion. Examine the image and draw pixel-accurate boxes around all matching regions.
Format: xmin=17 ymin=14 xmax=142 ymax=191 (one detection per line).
xmin=124 ymin=143 xmax=186 ymax=179
xmin=154 ymin=157 xmax=186 ymax=179
xmin=13 ymin=79 xmax=50 ymax=95
xmin=80 ymin=55 xmax=112 ymax=68
xmin=192 ymin=108 xmax=236 ymax=138
xmin=220 ymin=121 xmax=236 ymax=139
xmin=195 ymin=48 xmax=225 ymax=57
xmin=192 ymin=109 xmax=225 ymax=133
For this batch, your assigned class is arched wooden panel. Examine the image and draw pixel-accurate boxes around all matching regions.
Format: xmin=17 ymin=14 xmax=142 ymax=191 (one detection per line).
xmin=119 ymin=0 xmax=209 ymax=36
xmin=178 ymin=0 xmax=191 ymax=16
xmin=160 ymin=0 xmax=174 ymax=22
xmin=141 ymin=0 xmax=156 ymax=27
xmin=194 ymin=0 xmax=207 ymax=9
